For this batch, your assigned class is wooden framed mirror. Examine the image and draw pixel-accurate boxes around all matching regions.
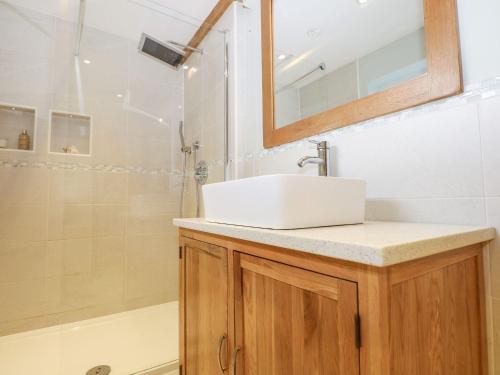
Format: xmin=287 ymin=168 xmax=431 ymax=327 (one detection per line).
xmin=261 ymin=0 xmax=462 ymax=148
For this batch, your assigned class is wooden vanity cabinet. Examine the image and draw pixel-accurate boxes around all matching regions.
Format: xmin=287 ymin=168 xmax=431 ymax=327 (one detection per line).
xmin=234 ymin=253 xmax=360 ymax=375
xmin=181 ymin=238 xmax=230 ymax=375
xmin=179 ymin=230 xmax=488 ymax=375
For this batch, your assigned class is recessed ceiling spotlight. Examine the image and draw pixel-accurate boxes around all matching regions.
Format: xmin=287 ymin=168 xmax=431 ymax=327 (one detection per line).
xmin=83 ymin=59 xmax=91 ymax=64
xmin=357 ymin=0 xmax=369 ymax=4
xmin=116 ymin=94 xmax=123 ymax=98
xmin=11 ymin=107 xmax=16 ymax=111
xmin=158 ymin=118 xmax=163 ymax=123
xmin=307 ymin=28 xmax=322 ymax=38
xmin=182 ymin=65 xmax=189 ymax=70
xmin=278 ymin=54 xmax=287 ymax=60
xmin=178 ymin=105 xmax=183 ymax=110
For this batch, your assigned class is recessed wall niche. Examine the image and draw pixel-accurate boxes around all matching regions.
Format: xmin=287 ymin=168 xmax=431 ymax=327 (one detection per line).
xmin=0 ymin=103 xmax=36 ymax=152
xmin=49 ymin=111 xmax=92 ymax=156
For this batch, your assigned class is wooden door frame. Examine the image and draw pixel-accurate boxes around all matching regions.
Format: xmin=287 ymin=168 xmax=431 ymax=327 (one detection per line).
xmin=261 ymin=0 xmax=463 ymax=148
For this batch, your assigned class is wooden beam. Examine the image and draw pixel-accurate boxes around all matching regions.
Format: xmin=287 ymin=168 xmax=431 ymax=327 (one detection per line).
xmin=180 ymin=0 xmax=233 ymax=64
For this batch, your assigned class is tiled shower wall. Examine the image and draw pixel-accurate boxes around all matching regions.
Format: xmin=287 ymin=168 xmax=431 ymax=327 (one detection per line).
xmin=226 ymin=0 xmax=500 ymax=372
xmin=0 ymin=5 xmax=183 ymax=335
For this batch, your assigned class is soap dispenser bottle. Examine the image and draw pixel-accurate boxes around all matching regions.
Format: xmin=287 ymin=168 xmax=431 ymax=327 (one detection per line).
xmin=18 ymin=129 xmax=30 ymax=150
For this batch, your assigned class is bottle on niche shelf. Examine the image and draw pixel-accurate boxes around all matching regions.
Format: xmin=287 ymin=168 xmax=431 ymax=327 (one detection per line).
xmin=18 ymin=129 xmax=30 ymax=150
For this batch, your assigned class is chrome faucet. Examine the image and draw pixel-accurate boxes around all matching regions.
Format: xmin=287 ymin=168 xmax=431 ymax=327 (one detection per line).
xmin=297 ymin=140 xmax=328 ymax=176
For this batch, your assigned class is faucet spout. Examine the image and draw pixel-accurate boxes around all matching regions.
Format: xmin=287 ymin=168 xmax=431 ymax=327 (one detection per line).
xmin=297 ymin=140 xmax=329 ymax=176
xmin=297 ymin=156 xmax=324 ymax=168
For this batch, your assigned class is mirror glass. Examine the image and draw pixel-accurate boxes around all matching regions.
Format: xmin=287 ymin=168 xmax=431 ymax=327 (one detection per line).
xmin=273 ymin=0 xmax=427 ymax=128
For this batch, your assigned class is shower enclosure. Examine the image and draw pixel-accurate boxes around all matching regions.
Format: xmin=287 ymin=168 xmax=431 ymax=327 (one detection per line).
xmin=0 ymin=1 xmax=227 ymax=374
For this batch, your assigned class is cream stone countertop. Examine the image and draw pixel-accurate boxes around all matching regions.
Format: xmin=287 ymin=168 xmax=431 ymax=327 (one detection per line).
xmin=173 ymin=218 xmax=496 ymax=267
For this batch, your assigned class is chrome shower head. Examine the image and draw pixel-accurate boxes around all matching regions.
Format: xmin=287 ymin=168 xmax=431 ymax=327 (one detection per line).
xmin=138 ymin=33 xmax=203 ymax=70
xmin=138 ymin=33 xmax=185 ymax=69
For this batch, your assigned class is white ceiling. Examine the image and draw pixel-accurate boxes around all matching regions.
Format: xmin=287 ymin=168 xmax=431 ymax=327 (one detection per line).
xmin=5 ymin=0 xmax=220 ymax=45
xmin=274 ymin=0 xmax=425 ymax=87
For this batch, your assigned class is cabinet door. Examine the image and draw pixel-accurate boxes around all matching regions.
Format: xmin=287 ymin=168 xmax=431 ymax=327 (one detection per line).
xmin=181 ymin=238 xmax=228 ymax=375
xmin=234 ymin=253 xmax=359 ymax=375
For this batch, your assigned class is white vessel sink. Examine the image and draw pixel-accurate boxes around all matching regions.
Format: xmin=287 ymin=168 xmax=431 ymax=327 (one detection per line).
xmin=202 ymin=174 xmax=366 ymax=229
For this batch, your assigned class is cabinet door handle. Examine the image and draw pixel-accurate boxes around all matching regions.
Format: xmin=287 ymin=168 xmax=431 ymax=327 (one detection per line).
xmin=231 ymin=346 xmax=241 ymax=375
xmin=218 ymin=334 xmax=228 ymax=372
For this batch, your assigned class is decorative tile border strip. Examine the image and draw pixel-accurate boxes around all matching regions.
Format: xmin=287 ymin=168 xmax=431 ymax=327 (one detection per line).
xmin=236 ymin=76 xmax=500 ymax=163
xmin=0 ymin=159 xmax=183 ymax=177
xmin=0 ymin=157 xmax=228 ymax=178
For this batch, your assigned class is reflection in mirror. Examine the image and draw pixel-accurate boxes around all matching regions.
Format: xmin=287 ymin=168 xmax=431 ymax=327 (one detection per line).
xmin=273 ymin=0 xmax=427 ymax=129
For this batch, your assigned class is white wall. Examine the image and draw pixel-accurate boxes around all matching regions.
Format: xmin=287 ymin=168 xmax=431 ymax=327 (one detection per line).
xmin=224 ymin=0 xmax=500 ymax=372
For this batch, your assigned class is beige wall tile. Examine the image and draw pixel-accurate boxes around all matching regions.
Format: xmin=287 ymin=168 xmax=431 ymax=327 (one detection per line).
xmin=48 ymin=203 xmax=93 ymax=240
xmin=128 ymin=174 xmax=171 ymax=196
xmin=161 ymin=260 xmax=179 ymax=302
xmin=126 ymin=234 xmax=172 ymax=263
xmin=92 ymin=129 xmax=128 ymax=166
xmin=127 ymin=137 xmax=173 ymax=169
xmin=90 ymin=236 xmax=125 ymax=305
xmin=125 ymin=264 xmax=169 ymax=300
xmin=92 ymin=236 xmax=125 ymax=270
xmin=0 ymin=241 xmax=46 ymax=283
xmin=46 ymin=238 xmax=93 ymax=276
xmin=0 ymin=279 xmax=47 ymax=322
xmin=0 ymin=314 xmax=61 ymax=337
xmin=92 ymin=205 xmax=126 ymax=237
xmin=49 ymin=170 xmax=93 ymax=204
xmin=124 ymin=293 xmax=172 ymax=312
xmin=56 ymin=274 xmax=93 ymax=312
xmin=92 ymin=172 xmax=128 ymax=205
xmin=54 ymin=303 xmax=126 ymax=327
xmin=125 ymin=234 xmax=176 ymax=300
xmin=128 ymin=199 xmax=174 ymax=216
xmin=127 ymin=211 xmax=171 ymax=236
xmin=89 ymin=266 xmax=124 ymax=306
xmin=127 ymin=112 xmax=166 ymax=140
xmin=0 ymin=168 xmax=49 ymax=206
xmin=0 ymin=205 xmax=48 ymax=241
xmin=128 ymin=175 xmax=178 ymax=215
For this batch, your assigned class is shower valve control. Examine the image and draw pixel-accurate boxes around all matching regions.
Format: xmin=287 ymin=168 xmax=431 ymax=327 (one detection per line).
xmin=194 ymin=160 xmax=209 ymax=185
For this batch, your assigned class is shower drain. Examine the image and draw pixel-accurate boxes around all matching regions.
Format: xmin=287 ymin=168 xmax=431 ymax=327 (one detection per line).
xmin=86 ymin=365 xmax=111 ymax=375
